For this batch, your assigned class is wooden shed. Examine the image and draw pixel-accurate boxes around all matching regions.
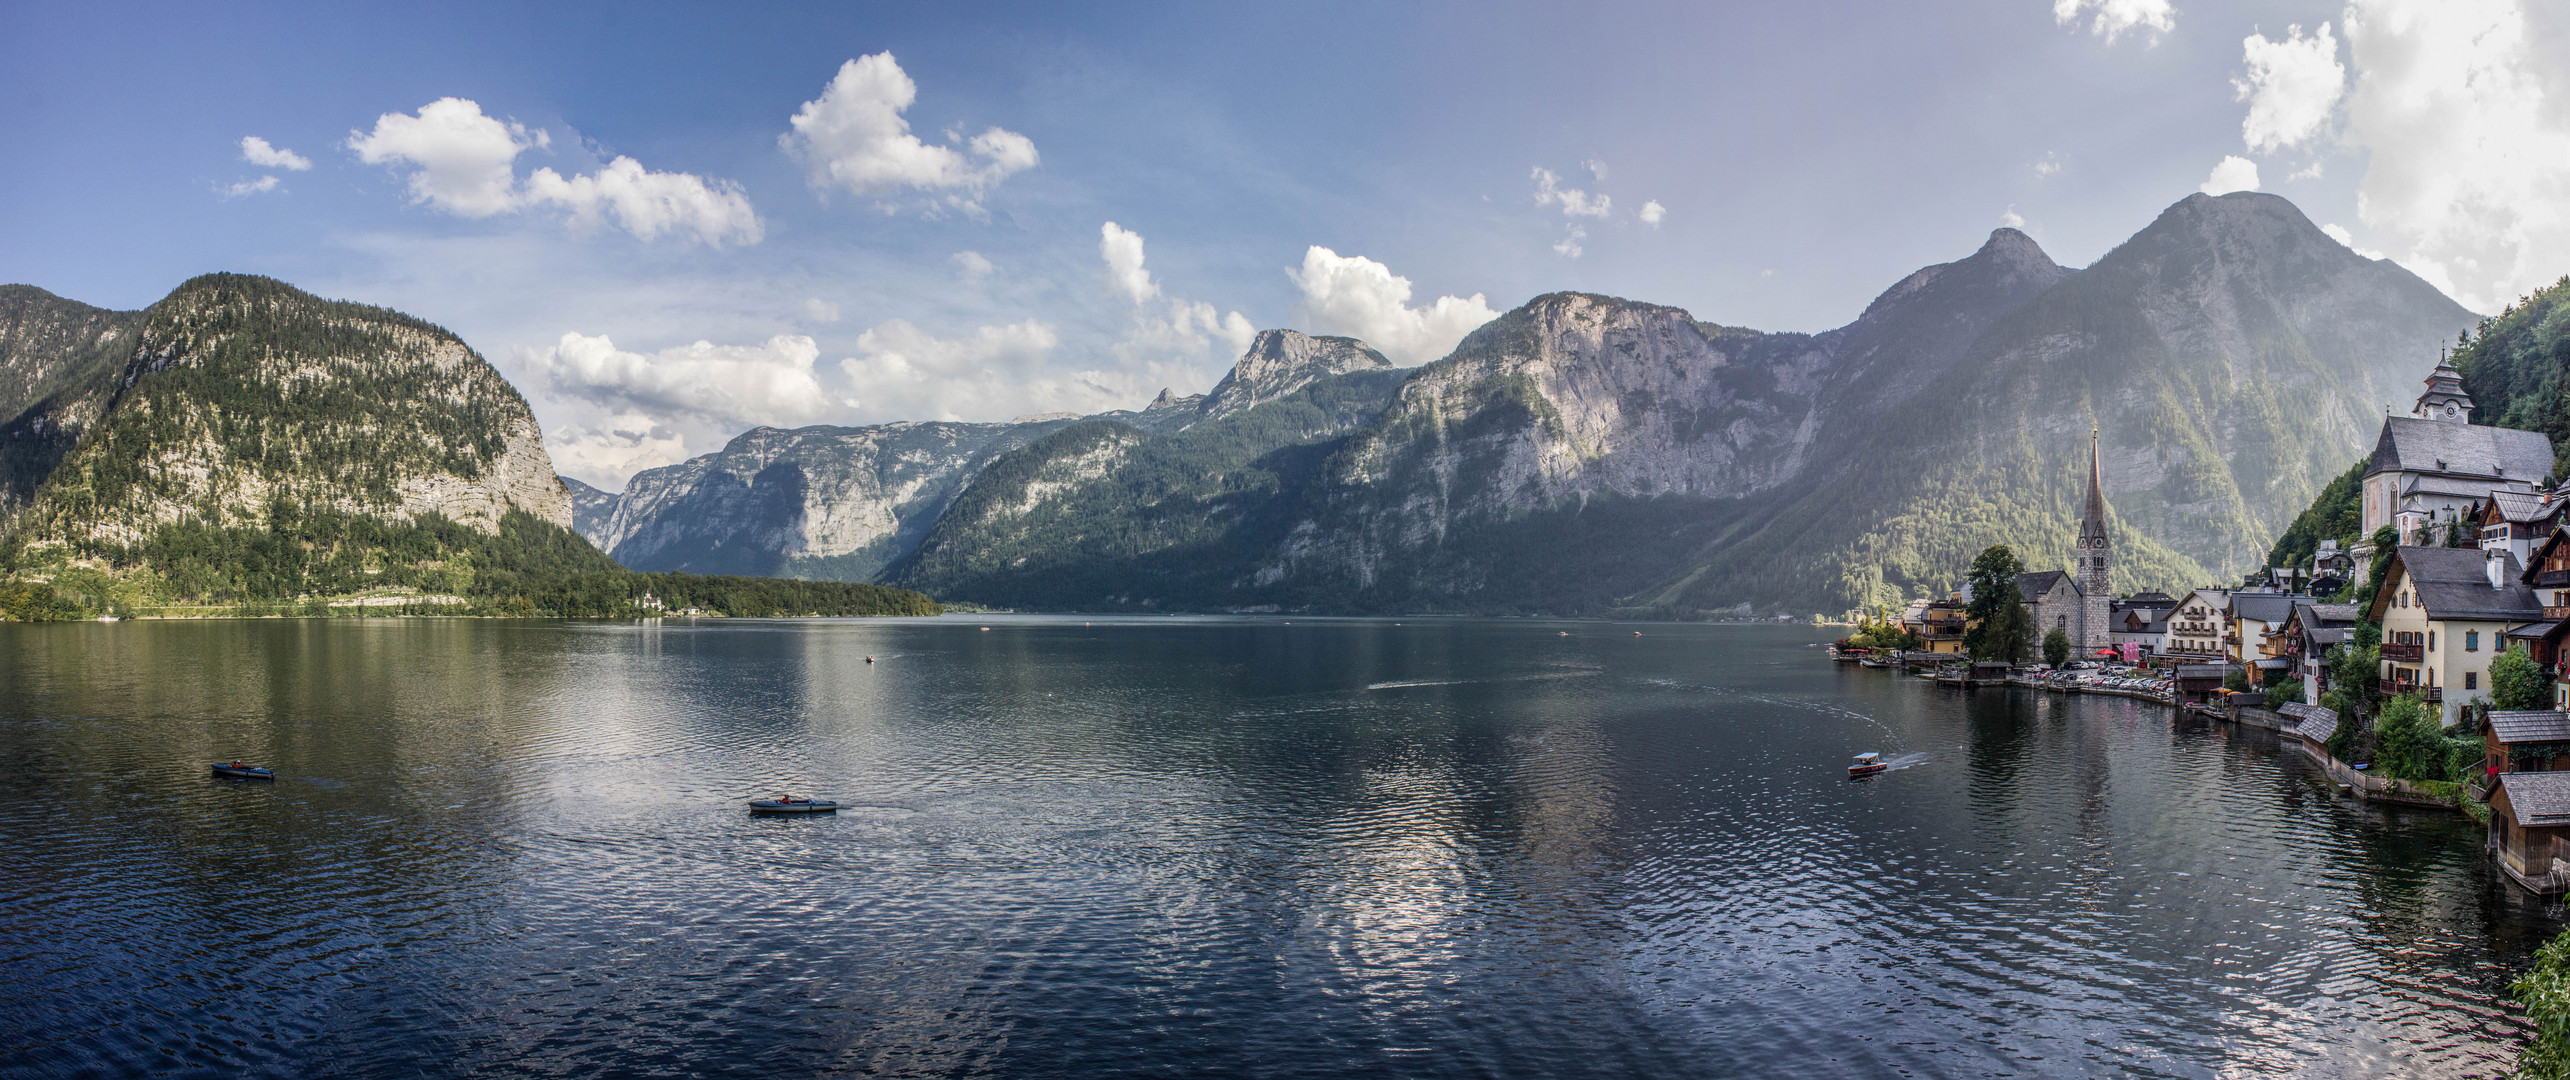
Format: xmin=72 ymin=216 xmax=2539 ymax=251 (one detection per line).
xmin=2491 ymin=771 xmax=2570 ymax=894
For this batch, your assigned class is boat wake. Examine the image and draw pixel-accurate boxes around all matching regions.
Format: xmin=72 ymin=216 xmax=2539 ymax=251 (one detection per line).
xmin=1875 ymin=751 xmax=1932 ymax=772
xmin=1366 ymin=671 xmax=1601 ymax=691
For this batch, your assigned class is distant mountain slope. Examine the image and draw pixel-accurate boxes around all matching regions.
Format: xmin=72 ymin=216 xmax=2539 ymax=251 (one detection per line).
xmin=599 ymin=329 xmax=1406 ymax=583
xmin=599 ymin=417 xmax=1080 ymax=580
xmin=0 ymin=285 xmax=145 ymax=533
xmin=892 ymin=193 xmax=2479 ymax=615
xmin=561 ymin=475 xmax=620 ymax=546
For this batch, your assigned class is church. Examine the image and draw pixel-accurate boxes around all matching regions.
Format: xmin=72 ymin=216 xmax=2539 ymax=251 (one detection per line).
xmin=2017 ymin=429 xmax=2114 ymax=652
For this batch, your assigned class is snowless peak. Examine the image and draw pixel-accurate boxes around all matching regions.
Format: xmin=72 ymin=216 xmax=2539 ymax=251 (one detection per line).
xmin=1974 ymin=227 xmax=2059 ymax=273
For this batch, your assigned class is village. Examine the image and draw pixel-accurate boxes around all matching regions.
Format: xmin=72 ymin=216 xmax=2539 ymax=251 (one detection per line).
xmin=1833 ymin=356 xmax=2570 ymax=896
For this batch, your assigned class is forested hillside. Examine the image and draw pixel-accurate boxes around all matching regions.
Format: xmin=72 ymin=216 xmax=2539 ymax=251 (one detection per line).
xmin=0 ymin=274 xmax=938 ymax=620
xmin=2453 ymin=276 xmax=2570 ymax=479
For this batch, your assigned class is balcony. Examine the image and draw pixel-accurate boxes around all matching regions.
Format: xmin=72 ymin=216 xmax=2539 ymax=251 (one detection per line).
xmin=2549 ymin=605 xmax=2570 ymax=622
xmin=2539 ymin=569 xmax=2570 ymax=587
xmin=2378 ymin=679 xmax=2443 ymax=703
xmin=2380 ymin=642 xmax=2425 ymax=662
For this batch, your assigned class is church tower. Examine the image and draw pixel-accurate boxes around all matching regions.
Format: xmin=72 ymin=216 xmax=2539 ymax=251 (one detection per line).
xmin=2414 ymin=352 xmax=2474 ymax=422
xmin=2076 ymin=426 xmax=2112 ymax=649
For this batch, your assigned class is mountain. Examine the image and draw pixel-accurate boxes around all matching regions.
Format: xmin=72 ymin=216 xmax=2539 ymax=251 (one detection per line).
xmin=884 ymin=193 xmax=2479 ymax=615
xmin=561 ymin=475 xmax=620 ymax=544
xmin=0 ymin=274 xmax=936 ymax=619
xmin=594 ymin=417 xmax=1082 ymax=580
xmin=593 ymin=329 xmax=1402 ymax=582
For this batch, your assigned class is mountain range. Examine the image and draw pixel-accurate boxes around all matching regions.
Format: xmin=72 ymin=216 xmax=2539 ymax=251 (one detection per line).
xmin=0 ymin=191 xmax=2488 ymax=619
xmin=573 ymin=192 xmax=2480 ymax=615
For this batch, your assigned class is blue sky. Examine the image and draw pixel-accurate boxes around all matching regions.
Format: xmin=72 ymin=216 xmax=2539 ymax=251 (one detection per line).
xmin=5 ymin=0 xmax=2565 ymax=487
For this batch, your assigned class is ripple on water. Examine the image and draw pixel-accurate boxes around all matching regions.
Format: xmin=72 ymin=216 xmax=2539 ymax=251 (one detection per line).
xmin=0 ymin=619 xmax=2551 ymax=1078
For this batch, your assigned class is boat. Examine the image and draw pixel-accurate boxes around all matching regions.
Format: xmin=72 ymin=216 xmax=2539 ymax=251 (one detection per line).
xmin=1847 ymin=753 xmax=1889 ymax=778
xmin=749 ymin=796 xmax=838 ymax=814
xmin=211 ymin=761 xmax=274 ymax=780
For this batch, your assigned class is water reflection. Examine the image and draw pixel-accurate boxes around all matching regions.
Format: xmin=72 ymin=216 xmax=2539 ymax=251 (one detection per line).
xmin=0 ymin=618 xmax=2554 ymax=1078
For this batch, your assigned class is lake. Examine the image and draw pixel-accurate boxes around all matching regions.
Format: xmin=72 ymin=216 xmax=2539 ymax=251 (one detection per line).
xmin=0 ymin=616 xmax=2554 ymax=1078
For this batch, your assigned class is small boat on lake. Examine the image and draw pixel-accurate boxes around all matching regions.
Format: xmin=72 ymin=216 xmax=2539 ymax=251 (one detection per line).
xmin=749 ymin=796 xmax=838 ymax=814
xmin=1847 ymin=753 xmax=1888 ymax=779
xmin=211 ymin=761 xmax=274 ymax=780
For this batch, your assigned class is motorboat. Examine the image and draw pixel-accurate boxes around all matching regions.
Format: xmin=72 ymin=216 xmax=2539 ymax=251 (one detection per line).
xmin=749 ymin=796 xmax=838 ymax=814
xmin=211 ymin=761 xmax=275 ymax=780
xmin=1848 ymin=753 xmax=1889 ymax=779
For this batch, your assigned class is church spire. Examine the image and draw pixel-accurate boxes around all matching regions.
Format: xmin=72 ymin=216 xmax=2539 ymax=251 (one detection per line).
xmin=2080 ymin=423 xmax=2108 ymax=546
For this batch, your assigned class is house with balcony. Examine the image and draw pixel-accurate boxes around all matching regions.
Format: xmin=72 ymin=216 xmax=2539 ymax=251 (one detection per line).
xmin=2108 ymin=592 xmax=2177 ymax=658
xmin=2228 ymin=591 xmax=2301 ymax=684
xmin=2159 ymin=589 xmax=2231 ymax=660
xmin=2276 ymin=601 xmax=2359 ymax=702
xmin=2368 ymin=545 xmax=2544 ymax=727
xmin=1902 ymin=594 xmax=1968 ymax=655
xmin=2483 ymin=490 xmax=2567 ymax=568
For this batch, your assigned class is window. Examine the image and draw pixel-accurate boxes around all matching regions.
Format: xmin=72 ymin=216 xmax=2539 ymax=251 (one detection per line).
xmin=2467 ymin=630 xmax=2479 ymax=652
xmin=2467 ymin=671 xmax=2479 ymax=690
xmin=2430 ymin=631 xmax=2437 ymax=651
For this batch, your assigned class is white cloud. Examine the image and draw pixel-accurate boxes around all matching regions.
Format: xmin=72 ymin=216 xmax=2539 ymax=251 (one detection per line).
xmin=779 ymin=53 xmax=1037 ymax=213
xmin=2035 ymin=151 xmax=2062 ymax=177
xmin=1288 ymin=246 xmax=1500 ymax=366
xmin=840 ymin=318 xmax=1148 ymax=421
xmin=544 ymin=412 xmax=692 ymax=488
xmin=240 ymin=136 xmax=311 ymax=171
xmin=348 ymin=98 xmax=544 ymax=218
xmin=952 ymin=250 xmax=995 ymax=279
xmin=2201 ymin=155 xmax=2262 ymax=194
xmin=1531 ymin=166 xmax=1612 ymax=217
xmin=1553 ymin=225 xmax=1588 ymax=258
xmin=1640 ymin=200 xmax=1667 ymax=226
xmin=803 ymin=298 xmax=840 ymax=322
xmin=349 ymin=98 xmax=758 ymax=245
xmin=522 ymin=158 xmax=761 ymax=247
xmin=1096 ymin=222 xmax=1255 ymax=368
xmin=2235 ymin=23 xmax=2346 ymax=152
xmin=1584 ymin=158 xmax=1609 ymax=182
xmin=2053 ymin=0 xmax=2175 ymax=44
xmin=2339 ymin=0 xmax=2570 ymax=312
xmin=219 ymin=175 xmax=281 ymax=199
xmin=1099 ymin=222 xmax=1158 ymax=304
xmin=520 ymin=332 xmax=841 ymax=429
xmin=2001 ymin=206 xmax=2028 ymax=229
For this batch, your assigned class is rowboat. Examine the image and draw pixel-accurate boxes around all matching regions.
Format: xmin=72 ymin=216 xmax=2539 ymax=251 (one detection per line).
xmin=211 ymin=761 xmax=274 ymax=780
xmin=749 ymin=796 xmax=838 ymax=814
xmin=1848 ymin=753 xmax=1888 ymax=778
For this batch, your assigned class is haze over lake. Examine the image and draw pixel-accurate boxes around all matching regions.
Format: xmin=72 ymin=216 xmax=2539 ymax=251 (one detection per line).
xmin=0 ymin=617 xmax=2549 ymax=1077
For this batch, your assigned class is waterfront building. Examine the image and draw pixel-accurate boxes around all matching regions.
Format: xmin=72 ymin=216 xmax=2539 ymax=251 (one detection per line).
xmin=2357 ymin=359 xmax=2553 ymax=573
xmin=2369 ymin=545 xmax=2543 ymax=727
xmin=2228 ymin=591 xmax=2301 ymax=681
xmin=2110 ymin=592 xmax=2178 ymax=657
xmin=2486 ymin=711 xmax=2570 ymax=776
xmin=2160 ymin=589 xmax=2231 ymax=659
xmin=1904 ymin=594 xmax=1967 ymax=654
xmin=2015 ymin=570 xmax=2080 ymax=647
xmin=2489 ymin=771 xmax=2570 ymax=894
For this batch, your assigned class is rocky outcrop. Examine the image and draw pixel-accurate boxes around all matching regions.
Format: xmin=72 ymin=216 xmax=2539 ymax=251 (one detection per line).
xmin=561 ymin=476 xmax=620 ymax=547
xmin=1198 ymin=331 xmax=1392 ymax=419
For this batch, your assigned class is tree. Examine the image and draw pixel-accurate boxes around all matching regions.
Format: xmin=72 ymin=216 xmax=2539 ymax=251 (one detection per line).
xmin=2491 ymin=646 xmax=2553 ymax=712
xmin=2265 ymin=676 xmax=2305 ymax=708
xmin=2374 ymin=693 xmax=2445 ymax=780
xmin=2043 ymin=628 xmax=2071 ymax=668
xmin=2514 ymin=926 xmax=2570 ymax=1080
xmin=1961 ymin=545 xmax=2032 ymax=662
xmin=2355 ymin=525 xmax=2399 ymax=611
